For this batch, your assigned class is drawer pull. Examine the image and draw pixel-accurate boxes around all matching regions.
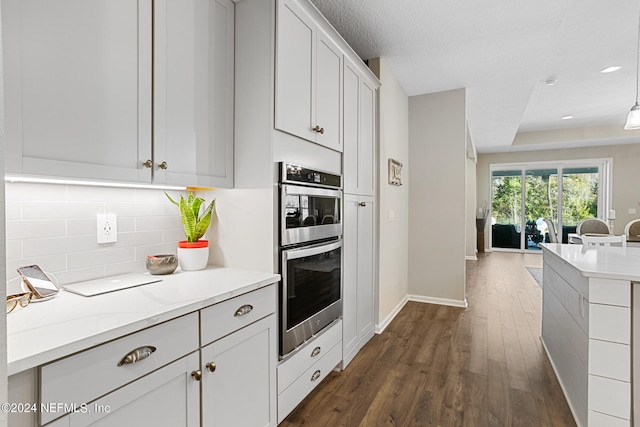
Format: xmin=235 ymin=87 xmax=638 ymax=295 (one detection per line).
xmin=311 ymin=370 xmax=321 ymax=381
xmin=234 ymin=304 xmax=254 ymax=317
xmin=206 ymin=362 xmax=216 ymax=373
xmin=312 ymin=125 xmax=325 ymax=134
xmin=191 ymin=370 xmax=202 ymax=381
xmin=117 ymin=345 xmax=156 ymax=366
xmin=311 ymin=346 xmax=321 ymax=357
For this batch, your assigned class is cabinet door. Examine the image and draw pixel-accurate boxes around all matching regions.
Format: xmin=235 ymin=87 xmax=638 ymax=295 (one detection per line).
xmin=314 ymin=29 xmax=342 ymax=151
xmin=275 ymin=0 xmax=314 ymax=143
xmin=154 ymin=0 xmax=234 ymax=188
xmin=359 ymin=81 xmax=376 ymax=196
xmin=61 ymin=352 xmax=200 ymax=427
xmin=342 ymin=194 xmax=375 ymax=367
xmin=343 ymin=61 xmax=360 ymax=194
xmin=356 ymin=197 xmax=375 ymax=339
xmin=343 ymin=59 xmax=376 ymax=196
xmin=2 ymin=0 xmax=152 ymax=183
xmin=201 ymin=314 xmax=277 ymax=427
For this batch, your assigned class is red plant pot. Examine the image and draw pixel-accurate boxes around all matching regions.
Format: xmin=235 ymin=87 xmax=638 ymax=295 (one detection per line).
xmin=178 ymin=240 xmax=209 ymax=249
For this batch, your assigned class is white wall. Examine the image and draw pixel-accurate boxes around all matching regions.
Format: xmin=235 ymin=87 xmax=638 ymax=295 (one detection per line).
xmin=477 ymin=142 xmax=640 ymax=246
xmin=4 ymin=184 xmax=184 ymax=292
xmin=368 ymin=58 xmax=409 ymax=331
xmin=466 ymin=154 xmax=477 ymax=259
xmin=408 ymin=88 xmax=467 ymax=306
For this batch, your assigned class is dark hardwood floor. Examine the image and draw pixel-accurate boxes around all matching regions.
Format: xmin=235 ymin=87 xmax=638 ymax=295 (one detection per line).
xmin=280 ymin=252 xmax=576 ymax=426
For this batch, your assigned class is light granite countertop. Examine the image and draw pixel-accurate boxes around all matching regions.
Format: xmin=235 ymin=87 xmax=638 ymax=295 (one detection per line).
xmin=7 ymin=266 xmax=280 ymax=376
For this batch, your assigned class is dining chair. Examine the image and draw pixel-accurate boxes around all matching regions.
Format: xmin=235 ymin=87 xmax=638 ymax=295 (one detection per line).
xmin=624 ymin=219 xmax=640 ymax=238
xmin=576 ymin=218 xmax=610 ymax=235
xmin=580 ymin=234 xmax=627 ymax=247
xmin=542 ymin=218 xmax=558 ymax=243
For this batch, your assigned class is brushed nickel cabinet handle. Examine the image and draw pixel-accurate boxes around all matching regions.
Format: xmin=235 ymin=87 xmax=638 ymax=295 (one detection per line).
xmin=311 ymin=370 xmax=321 ymax=381
xmin=234 ymin=304 xmax=254 ymax=317
xmin=142 ymin=159 xmax=153 ymax=169
xmin=312 ymin=125 xmax=324 ymax=134
xmin=191 ymin=370 xmax=202 ymax=381
xmin=206 ymin=362 xmax=216 ymax=373
xmin=311 ymin=346 xmax=321 ymax=357
xmin=117 ymin=345 xmax=156 ymax=366
xmin=158 ymin=161 xmax=168 ymax=170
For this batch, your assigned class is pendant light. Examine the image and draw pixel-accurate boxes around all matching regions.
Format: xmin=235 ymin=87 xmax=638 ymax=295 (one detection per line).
xmin=624 ymin=9 xmax=640 ymax=130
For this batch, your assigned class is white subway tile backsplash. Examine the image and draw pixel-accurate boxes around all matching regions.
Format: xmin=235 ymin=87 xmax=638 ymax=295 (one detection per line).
xmin=136 ymin=216 xmax=182 ymax=232
xmin=106 ymin=202 xmax=163 ymax=217
xmin=23 ymin=235 xmax=98 ymax=258
xmin=133 ymin=231 xmax=163 ymax=246
xmin=6 ymin=182 xmax=184 ymax=286
xmin=64 ymin=201 xmax=106 ymax=219
xmin=68 ymin=247 xmax=136 ymax=270
xmin=136 ymin=243 xmax=177 ymax=259
xmin=164 ymin=228 xmax=187 ymax=244
xmin=67 ymin=185 xmax=135 ymax=203
xmin=67 ymin=219 xmax=96 ymax=236
xmin=6 ymin=240 xmax=22 ymax=260
xmin=5 ymin=201 xmax=21 ymax=220
xmin=117 ymin=217 xmax=136 ymax=233
xmin=6 ymin=183 xmax=67 ymax=201
xmin=6 ymin=220 xmax=66 ymax=240
xmin=106 ymin=260 xmax=146 ymax=277
xmin=22 ymin=201 xmax=69 ymax=219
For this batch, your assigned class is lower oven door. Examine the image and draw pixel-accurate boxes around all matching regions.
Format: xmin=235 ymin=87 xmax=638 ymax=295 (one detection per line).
xmin=280 ymin=239 xmax=342 ymax=357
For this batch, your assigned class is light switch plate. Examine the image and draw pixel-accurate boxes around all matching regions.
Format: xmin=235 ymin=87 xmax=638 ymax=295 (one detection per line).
xmin=629 ymin=208 xmax=637 ymax=214
xmin=388 ymin=210 xmax=396 ymax=221
xmin=97 ymin=214 xmax=117 ymax=244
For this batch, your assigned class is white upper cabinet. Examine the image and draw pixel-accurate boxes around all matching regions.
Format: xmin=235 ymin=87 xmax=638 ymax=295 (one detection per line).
xmin=343 ymin=57 xmax=377 ymax=196
xmin=2 ymin=0 xmax=153 ymax=183
xmin=154 ymin=0 xmax=234 ymax=188
xmin=2 ymin=0 xmax=234 ymax=187
xmin=275 ymin=0 xmax=343 ymax=152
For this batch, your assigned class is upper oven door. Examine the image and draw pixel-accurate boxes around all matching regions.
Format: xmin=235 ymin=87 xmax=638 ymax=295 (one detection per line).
xmin=281 ymin=184 xmax=342 ymax=246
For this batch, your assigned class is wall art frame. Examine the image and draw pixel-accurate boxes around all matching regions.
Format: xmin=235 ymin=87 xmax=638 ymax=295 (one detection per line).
xmin=388 ymin=158 xmax=403 ymax=186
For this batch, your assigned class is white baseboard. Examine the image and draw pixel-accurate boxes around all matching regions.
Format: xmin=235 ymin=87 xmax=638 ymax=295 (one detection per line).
xmin=376 ymin=295 xmax=409 ymax=334
xmin=466 ymin=255 xmax=477 ymax=261
xmin=408 ymin=294 xmax=468 ymax=308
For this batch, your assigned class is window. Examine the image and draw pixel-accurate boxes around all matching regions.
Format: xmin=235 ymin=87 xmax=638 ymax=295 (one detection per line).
xmin=490 ymin=159 xmax=610 ymax=251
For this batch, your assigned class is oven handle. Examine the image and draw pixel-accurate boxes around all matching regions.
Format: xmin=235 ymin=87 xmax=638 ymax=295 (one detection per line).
xmin=282 ymin=184 xmax=342 ymax=198
xmin=284 ymin=240 xmax=342 ymax=261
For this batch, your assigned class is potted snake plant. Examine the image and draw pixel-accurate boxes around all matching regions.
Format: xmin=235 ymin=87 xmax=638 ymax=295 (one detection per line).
xmin=165 ymin=191 xmax=215 ymax=271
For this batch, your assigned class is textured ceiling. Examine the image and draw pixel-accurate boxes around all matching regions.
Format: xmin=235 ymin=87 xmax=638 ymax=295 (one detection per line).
xmin=311 ymin=0 xmax=640 ymax=152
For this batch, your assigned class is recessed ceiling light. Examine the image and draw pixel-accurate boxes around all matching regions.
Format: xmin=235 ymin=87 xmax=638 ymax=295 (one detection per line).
xmin=601 ymin=66 xmax=622 ymax=73
xmin=545 ymin=78 xmax=557 ymax=86
xmin=561 ymin=115 xmax=573 ymax=120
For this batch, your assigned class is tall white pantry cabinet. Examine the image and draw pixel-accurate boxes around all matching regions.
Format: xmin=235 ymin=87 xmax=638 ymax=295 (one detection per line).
xmin=234 ymin=0 xmax=379 ymax=419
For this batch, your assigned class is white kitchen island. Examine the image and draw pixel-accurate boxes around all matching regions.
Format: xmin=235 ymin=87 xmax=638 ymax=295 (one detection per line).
xmin=541 ymin=243 xmax=640 ymax=427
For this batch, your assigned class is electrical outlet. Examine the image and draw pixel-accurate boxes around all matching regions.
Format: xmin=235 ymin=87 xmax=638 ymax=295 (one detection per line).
xmin=97 ymin=214 xmax=117 ymax=244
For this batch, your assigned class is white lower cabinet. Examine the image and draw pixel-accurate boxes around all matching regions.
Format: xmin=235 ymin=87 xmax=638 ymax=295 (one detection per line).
xmin=342 ymin=195 xmax=375 ymax=367
xmin=201 ymin=315 xmax=277 ymax=427
xmin=32 ymin=284 xmax=278 ymax=427
xmin=276 ymin=319 xmax=342 ymax=423
xmin=48 ymin=352 xmax=201 ymax=427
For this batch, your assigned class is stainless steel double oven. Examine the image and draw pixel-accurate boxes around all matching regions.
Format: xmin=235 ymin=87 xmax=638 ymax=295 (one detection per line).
xmin=278 ymin=163 xmax=342 ymax=358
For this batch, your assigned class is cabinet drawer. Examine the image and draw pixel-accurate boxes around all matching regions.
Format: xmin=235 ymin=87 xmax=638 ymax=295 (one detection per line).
xmin=39 ymin=313 xmax=199 ymax=425
xmin=200 ymin=284 xmax=276 ymax=346
xmin=277 ymin=319 xmax=342 ymax=394
xmin=544 ymin=255 xmax=588 ymax=297
xmin=277 ymin=341 xmax=342 ymax=423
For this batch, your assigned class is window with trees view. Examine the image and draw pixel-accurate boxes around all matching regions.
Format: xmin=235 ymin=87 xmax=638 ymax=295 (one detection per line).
xmin=490 ymin=160 xmax=609 ymax=251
